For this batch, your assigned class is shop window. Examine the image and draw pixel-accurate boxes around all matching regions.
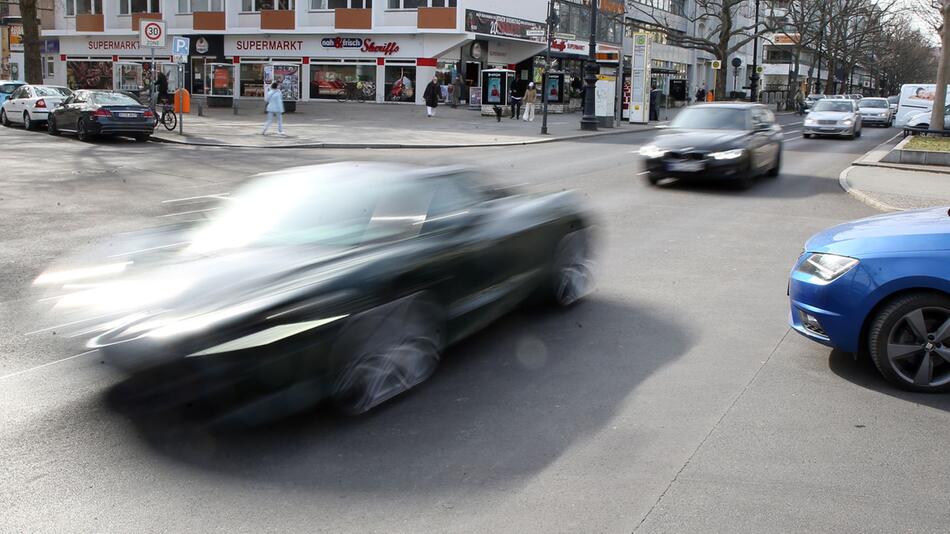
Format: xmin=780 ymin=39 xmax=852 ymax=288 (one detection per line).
xmin=66 ymin=61 xmax=113 ymax=90
xmin=384 ymin=66 xmax=415 ymax=102
xmin=242 ymin=0 xmax=295 ymax=11
xmin=120 ymin=0 xmax=161 ymax=14
xmin=65 ymin=0 xmax=103 ymax=16
xmin=45 ymin=56 xmax=55 ymax=78
xmin=310 ymin=64 xmax=376 ymax=99
xmin=178 ymin=0 xmax=224 ymax=12
xmin=387 ymin=0 xmax=455 ymax=8
xmin=240 ymin=63 xmax=266 ymax=97
xmin=311 ymin=0 xmax=371 ymax=8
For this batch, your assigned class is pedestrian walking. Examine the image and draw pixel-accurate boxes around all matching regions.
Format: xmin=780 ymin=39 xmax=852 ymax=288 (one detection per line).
xmin=423 ymin=76 xmax=440 ymax=118
xmin=695 ymin=85 xmax=706 ymax=105
xmin=156 ymin=71 xmax=169 ymax=105
xmin=794 ymin=89 xmax=805 ymax=115
xmin=262 ymin=81 xmax=285 ymax=136
xmin=522 ymin=82 xmax=537 ymax=122
xmin=509 ymin=84 xmax=523 ymax=119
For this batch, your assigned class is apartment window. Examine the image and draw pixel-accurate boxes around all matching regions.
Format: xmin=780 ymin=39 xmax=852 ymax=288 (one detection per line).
xmin=634 ymin=0 xmax=685 ymax=17
xmin=65 ymin=0 xmax=103 ymax=16
xmin=387 ymin=0 xmax=455 ymax=8
xmin=242 ymin=0 xmax=295 ymax=10
xmin=178 ymin=0 xmax=225 ymax=13
xmin=311 ymin=0 xmax=371 ymax=8
xmin=120 ymin=0 xmax=161 ymax=14
xmin=45 ymin=56 xmax=55 ymax=78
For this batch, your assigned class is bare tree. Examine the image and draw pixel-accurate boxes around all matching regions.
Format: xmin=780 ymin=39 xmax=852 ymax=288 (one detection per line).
xmin=627 ymin=0 xmax=769 ymax=100
xmin=19 ymin=0 xmax=42 ymax=84
xmin=764 ymin=0 xmax=824 ymax=99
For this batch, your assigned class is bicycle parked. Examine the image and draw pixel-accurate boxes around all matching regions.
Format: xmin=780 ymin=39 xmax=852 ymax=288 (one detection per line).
xmin=337 ymin=81 xmax=375 ymax=103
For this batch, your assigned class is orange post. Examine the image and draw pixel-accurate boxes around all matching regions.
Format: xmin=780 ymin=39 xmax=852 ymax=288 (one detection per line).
xmin=174 ymin=89 xmax=191 ymax=113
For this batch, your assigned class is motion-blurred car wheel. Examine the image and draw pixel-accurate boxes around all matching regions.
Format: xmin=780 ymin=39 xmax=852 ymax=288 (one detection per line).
xmin=869 ymin=292 xmax=950 ymax=393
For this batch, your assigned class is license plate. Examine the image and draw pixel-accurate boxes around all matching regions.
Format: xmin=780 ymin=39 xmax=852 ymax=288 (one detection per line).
xmin=118 ymin=112 xmax=138 ymax=118
xmin=820 ymin=127 xmax=836 ymax=132
xmin=668 ymin=161 xmax=704 ymax=172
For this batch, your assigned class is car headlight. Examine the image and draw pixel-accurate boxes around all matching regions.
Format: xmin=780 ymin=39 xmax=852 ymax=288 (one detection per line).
xmin=639 ymin=144 xmax=668 ymax=158
xmin=795 ymin=253 xmax=859 ymax=283
xmin=804 ymin=118 xmax=816 ymax=126
xmin=841 ymin=119 xmax=853 ymax=125
xmin=708 ymin=148 xmax=744 ymax=160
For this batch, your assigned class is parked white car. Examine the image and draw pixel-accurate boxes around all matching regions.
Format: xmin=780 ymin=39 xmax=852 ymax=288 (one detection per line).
xmin=857 ymin=97 xmax=893 ymax=127
xmin=0 ymin=85 xmax=72 ymax=130
xmin=905 ymin=106 xmax=950 ymax=130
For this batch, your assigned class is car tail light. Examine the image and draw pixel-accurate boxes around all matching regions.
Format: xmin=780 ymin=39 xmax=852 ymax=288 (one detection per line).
xmin=92 ymin=108 xmax=112 ymax=119
xmin=34 ymin=99 xmax=47 ymax=109
xmin=143 ymin=110 xmax=154 ymax=119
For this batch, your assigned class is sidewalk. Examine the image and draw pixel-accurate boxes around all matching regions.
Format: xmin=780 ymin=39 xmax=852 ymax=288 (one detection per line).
xmin=151 ymin=100 xmax=659 ymax=149
xmin=841 ymin=134 xmax=950 ymax=211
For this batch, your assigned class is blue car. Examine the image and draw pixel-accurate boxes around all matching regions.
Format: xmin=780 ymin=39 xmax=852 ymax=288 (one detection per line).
xmin=789 ymin=207 xmax=950 ymax=392
xmin=0 ymin=80 xmax=26 ymax=106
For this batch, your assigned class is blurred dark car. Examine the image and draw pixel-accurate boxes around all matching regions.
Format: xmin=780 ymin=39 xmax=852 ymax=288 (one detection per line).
xmin=639 ymin=103 xmax=783 ymax=188
xmin=34 ymin=163 xmax=595 ymax=419
xmin=47 ymin=89 xmax=155 ymax=142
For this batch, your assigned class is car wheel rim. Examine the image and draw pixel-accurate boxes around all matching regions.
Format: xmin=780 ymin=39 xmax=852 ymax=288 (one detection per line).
xmin=554 ymin=231 xmax=594 ymax=307
xmin=78 ymin=122 xmax=85 ymax=140
xmin=23 ymin=113 xmax=30 ymax=129
xmin=886 ymin=306 xmax=950 ymax=387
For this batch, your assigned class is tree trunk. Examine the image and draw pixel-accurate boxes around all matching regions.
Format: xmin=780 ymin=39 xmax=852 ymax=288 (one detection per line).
xmin=20 ymin=0 xmax=43 ymax=85
xmin=931 ymin=1 xmax=950 ymax=131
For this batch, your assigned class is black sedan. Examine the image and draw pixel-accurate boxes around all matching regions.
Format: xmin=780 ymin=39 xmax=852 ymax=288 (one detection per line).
xmin=47 ymin=90 xmax=155 ymax=142
xmin=640 ymin=103 xmax=783 ymax=188
xmin=33 ymin=163 xmax=595 ymax=420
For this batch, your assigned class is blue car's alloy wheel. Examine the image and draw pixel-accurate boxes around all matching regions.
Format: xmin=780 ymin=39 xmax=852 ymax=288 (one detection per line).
xmin=869 ymin=293 xmax=950 ymax=392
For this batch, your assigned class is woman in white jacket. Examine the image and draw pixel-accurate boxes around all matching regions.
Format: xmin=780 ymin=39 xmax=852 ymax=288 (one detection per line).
xmin=262 ymin=81 xmax=285 ymax=136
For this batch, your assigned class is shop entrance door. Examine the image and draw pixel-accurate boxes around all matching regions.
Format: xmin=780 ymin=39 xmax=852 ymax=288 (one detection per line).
xmin=464 ymin=61 xmax=481 ymax=89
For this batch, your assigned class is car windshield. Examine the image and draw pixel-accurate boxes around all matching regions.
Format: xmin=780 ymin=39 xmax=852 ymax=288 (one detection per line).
xmin=859 ymin=99 xmax=888 ymax=109
xmin=187 ymin=172 xmax=438 ymax=253
xmin=0 ymin=84 xmax=20 ymax=94
xmin=807 ymin=95 xmax=824 ymax=101
xmin=669 ymin=107 xmax=747 ymax=130
xmin=35 ymin=86 xmax=71 ymax=97
xmin=90 ymin=92 xmax=141 ymax=106
xmin=812 ymin=101 xmax=853 ymax=112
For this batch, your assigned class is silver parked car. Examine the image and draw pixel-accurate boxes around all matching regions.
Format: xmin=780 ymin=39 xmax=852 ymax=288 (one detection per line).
xmin=905 ymin=105 xmax=950 ymax=130
xmin=857 ymin=97 xmax=893 ymax=127
xmin=803 ymin=99 xmax=862 ymax=139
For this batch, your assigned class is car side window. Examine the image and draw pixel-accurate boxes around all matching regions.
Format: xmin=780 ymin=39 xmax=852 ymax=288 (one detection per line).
xmin=751 ymin=109 xmax=768 ymax=128
xmin=10 ymin=87 xmax=25 ymax=99
xmin=763 ymin=109 xmax=776 ymax=124
xmin=420 ymin=175 xmax=483 ymax=234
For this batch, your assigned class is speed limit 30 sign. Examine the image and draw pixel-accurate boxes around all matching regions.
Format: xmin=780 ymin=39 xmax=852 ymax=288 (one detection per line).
xmin=140 ymin=20 xmax=166 ymax=48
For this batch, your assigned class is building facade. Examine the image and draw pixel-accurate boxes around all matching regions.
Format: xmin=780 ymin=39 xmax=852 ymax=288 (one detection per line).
xmin=40 ymin=0 xmax=550 ymax=105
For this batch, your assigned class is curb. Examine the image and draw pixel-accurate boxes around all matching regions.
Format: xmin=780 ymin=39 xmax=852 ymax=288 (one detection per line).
xmin=149 ymin=125 xmax=652 ymax=149
xmin=838 ymin=165 xmax=902 ymax=212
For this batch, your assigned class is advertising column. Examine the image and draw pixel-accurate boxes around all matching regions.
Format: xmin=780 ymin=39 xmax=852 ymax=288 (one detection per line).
xmin=629 ymin=33 xmax=651 ymax=124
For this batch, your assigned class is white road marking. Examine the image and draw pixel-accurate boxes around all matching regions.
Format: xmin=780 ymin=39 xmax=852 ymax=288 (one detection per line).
xmin=24 ymin=312 xmax=122 ymax=336
xmin=0 ymin=349 xmax=98 ymax=381
xmin=107 ymin=242 xmax=189 ymax=258
xmin=637 ymin=171 xmax=650 ymax=175
xmin=783 ymin=130 xmax=802 ymax=137
xmin=785 ymin=121 xmax=803 ymax=126
xmin=157 ymin=207 xmax=220 ymax=218
xmin=161 ymin=193 xmax=229 ymax=204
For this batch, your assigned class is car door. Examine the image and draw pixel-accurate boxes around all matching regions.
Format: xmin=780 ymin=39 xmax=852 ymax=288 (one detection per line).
xmin=748 ymin=108 xmax=772 ymax=171
xmin=62 ymin=91 xmax=85 ymax=128
xmin=761 ymin=108 xmax=782 ymax=163
xmin=6 ymin=86 xmax=27 ymax=120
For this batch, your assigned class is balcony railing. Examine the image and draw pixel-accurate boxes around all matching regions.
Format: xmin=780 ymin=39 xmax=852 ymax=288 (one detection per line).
xmin=417 ymin=7 xmax=456 ymax=29
xmin=335 ymin=8 xmax=371 ymax=30
xmin=193 ymin=11 xmax=226 ymax=31
xmin=76 ymin=14 xmax=104 ymax=32
xmin=261 ymin=9 xmax=295 ymax=30
xmin=131 ymin=13 xmax=163 ymax=31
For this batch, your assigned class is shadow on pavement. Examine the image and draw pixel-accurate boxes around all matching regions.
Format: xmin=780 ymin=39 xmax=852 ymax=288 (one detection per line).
xmin=827 ymin=349 xmax=950 ymax=413
xmin=104 ymin=297 xmax=692 ymax=492
xmin=651 ymin=173 xmax=837 ymax=200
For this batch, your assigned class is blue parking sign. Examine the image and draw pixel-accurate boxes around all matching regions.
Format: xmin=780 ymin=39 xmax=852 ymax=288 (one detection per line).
xmin=172 ymin=36 xmax=190 ymax=56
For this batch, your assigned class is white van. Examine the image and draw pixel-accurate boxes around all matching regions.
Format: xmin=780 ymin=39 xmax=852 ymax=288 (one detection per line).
xmin=895 ymin=84 xmax=950 ymax=126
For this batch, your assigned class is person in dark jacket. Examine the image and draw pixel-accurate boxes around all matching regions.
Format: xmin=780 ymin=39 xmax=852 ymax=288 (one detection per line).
xmin=156 ymin=71 xmax=169 ymax=105
xmin=423 ymin=76 xmax=440 ymax=118
xmin=509 ymin=83 xmax=523 ymax=119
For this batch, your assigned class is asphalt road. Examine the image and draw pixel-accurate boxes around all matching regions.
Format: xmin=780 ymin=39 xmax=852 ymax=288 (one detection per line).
xmin=2 ymin=116 xmax=948 ymax=533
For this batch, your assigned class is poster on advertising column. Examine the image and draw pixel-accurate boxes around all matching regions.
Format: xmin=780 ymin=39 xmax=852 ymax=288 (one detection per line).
xmin=629 ymin=33 xmax=651 ymax=124
xmin=264 ymin=64 xmax=301 ymax=101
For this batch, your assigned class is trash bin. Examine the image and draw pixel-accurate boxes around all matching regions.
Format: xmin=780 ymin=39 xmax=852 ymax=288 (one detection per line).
xmin=174 ymin=89 xmax=191 ymax=113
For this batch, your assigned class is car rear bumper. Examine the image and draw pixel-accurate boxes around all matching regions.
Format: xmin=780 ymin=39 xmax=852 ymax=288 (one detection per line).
xmin=88 ymin=119 xmax=154 ymax=135
xmin=30 ymin=110 xmax=50 ymax=121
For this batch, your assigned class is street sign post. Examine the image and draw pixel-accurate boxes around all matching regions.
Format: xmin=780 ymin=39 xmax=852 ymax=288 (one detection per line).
xmin=170 ymin=37 xmax=190 ymax=137
xmin=629 ymin=33 xmax=651 ymax=124
xmin=140 ymin=21 xmax=167 ymax=108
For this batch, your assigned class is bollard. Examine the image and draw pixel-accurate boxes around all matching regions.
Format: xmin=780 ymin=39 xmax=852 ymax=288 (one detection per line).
xmin=233 ymin=97 xmax=239 ymax=115
xmin=197 ymin=101 xmax=203 ymax=117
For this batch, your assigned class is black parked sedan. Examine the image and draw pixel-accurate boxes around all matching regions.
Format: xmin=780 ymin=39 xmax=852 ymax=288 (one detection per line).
xmin=640 ymin=103 xmax=783 ymax=188
xmin=47 ymin=90 xmax=155 ymax=142
xmin=34 ymin=163 xmax=595 ymax=419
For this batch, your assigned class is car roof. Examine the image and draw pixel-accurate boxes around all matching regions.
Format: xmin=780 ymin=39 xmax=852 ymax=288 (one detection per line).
xmin=0 ymin=81 xmax=25 ymax=86
xmin=690 ymin=103 xmax=762 ymax=109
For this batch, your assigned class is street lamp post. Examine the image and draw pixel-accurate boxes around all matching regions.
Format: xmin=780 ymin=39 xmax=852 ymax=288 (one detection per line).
xmin=749 ymin=0 xmax=761 ymax=102
xmin=580 ymin=0 xmax=599 ymax=131
xmin=541 ymin=0 xmax=557 ymax=135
